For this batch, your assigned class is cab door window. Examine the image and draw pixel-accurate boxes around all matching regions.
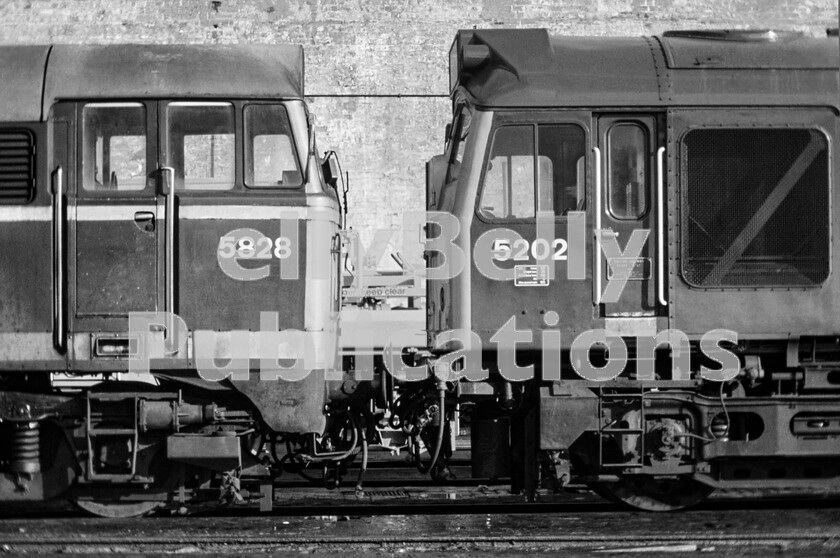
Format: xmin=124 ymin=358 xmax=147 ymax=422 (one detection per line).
xmin=165 ymin=102 xmax=235 ymax=191
xmin=607 ymin=123 xmax=648 ymax=219
xmin=82 ymin=103 xmax=147 ymax=191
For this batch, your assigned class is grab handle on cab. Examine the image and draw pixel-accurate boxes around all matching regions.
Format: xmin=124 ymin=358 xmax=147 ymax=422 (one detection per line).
xmin=52 ymin=166 xmax=66 ymax=352
xmin=656 ymin=147 xmax=668 ymax=307
xmin=593 ymin=146 xmax=602 ymax=306
xmin=161 ymin=166 xmax=177 ymax=348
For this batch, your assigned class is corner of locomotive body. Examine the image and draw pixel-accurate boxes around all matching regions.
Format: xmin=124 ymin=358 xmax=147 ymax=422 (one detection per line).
xmin=0 ymin=44 xmax=346 ymax=515
xmin=425 ymin=28 xmax=840 ymax=510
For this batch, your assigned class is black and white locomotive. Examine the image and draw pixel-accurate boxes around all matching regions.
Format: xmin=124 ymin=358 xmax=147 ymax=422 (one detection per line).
xmin=426 ymin=28 xmax=840 ymax=510
xmin=0 ymin=45 xmax=344 ymax=516
xmin=1 ymin=28 xmax=840 ymax=515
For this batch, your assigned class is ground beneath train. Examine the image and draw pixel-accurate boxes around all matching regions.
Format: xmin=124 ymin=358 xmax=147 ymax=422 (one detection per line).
xmin=0 ymin=487 xmax=839 ymax=556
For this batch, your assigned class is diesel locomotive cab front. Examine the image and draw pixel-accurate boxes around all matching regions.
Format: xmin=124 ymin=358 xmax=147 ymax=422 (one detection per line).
xmin=428 ymin=28 xmax=840 ymax=510
xmin=0 ymin=45 xmax=343 ymax=515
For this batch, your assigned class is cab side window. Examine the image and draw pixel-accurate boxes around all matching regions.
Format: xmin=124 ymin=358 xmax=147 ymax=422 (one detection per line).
xmin=479 ymin=123 xmax=585 ymax=220
xmin=480 ymin=125 xmax=535 ymax=219
xmin=82 ymin=103 xmax=147 ymax=191
xmin=244 ymin=104 xmax=302 ymax=187
xmin=445 ymin=106 xmax=472 ymax=184
xmin=166 ymin=102 xmax=235 ymax=191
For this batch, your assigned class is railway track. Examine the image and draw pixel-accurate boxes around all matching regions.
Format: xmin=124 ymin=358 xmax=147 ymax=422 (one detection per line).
xmin=1 ymin=496 xmax=839 ymax=556
xmin=0 ymin=534 xmax=835 ymax=555
xmin=1 ymin=531 xmax=837 ymax=555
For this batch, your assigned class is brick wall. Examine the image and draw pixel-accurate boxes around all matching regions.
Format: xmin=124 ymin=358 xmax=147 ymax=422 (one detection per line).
xmin=0 ymin=0 xmax=836 ymax=251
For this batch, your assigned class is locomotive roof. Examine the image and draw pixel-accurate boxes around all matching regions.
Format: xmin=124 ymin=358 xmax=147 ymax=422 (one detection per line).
xmin=451 ymin=29 xmax=840 ymax=108
xmin=0 ymin=44 xmax=304 ymax=122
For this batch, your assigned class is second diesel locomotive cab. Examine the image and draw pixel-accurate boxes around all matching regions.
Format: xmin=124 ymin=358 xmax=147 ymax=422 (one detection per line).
xmin=427 ymin=29 xmax=840 ymax=509
xmin=0 ymin=45 xmax=344 ymax=515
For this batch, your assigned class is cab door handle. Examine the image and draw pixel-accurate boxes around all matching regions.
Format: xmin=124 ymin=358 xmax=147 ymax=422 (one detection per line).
xmin=134 ymin=211 xmax=155 ymax=232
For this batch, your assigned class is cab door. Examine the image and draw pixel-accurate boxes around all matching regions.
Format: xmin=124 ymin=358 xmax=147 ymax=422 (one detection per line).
xmin=64 ymin=102 xmax=162 ymax=342
xmin=160 ymin=101 xmax=309 ymax=334
xmin=595 ymin=114 xmax=666 ymax=319
xmin=469 ymin=114 xmax=592 ymax=345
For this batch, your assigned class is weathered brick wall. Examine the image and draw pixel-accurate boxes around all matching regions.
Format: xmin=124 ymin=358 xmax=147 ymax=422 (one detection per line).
xmin=0 ymin=0 xmax=836 ymax=247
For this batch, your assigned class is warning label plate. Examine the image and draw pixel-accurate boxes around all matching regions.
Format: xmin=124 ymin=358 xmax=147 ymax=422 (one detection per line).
xmin=607 ymin=257 xmax=651 ymax=281
xmin=514 ymin=265 xmax=549 ymax=287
